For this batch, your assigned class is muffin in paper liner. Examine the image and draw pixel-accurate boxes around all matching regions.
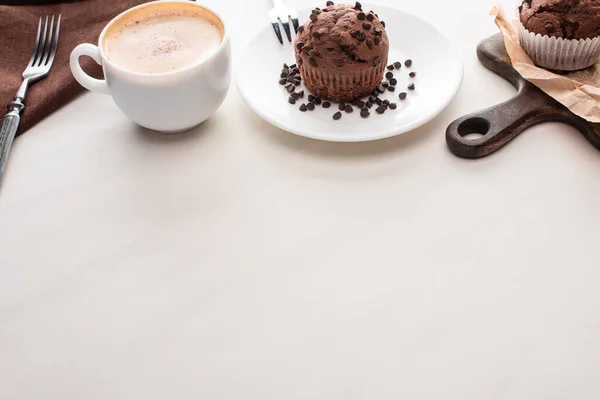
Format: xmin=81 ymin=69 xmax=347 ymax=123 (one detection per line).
xmin=518 ymin=21 xmax=600 ymax=71
xmin=299 ymin=60 xmax=387 ymax=102
xmin=293 ymin=3 xmax=390 ymax=102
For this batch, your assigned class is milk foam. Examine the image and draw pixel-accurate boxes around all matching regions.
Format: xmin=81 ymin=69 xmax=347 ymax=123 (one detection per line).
xmin=104 ymin=10 xmax=222 ymax=74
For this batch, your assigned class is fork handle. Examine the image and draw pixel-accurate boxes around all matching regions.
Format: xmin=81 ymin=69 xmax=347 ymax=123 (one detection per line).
xmin=0 ymin=101 xmax=24 ymax=183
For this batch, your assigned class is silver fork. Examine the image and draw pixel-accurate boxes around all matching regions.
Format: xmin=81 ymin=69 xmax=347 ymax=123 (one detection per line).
xmin=269 ymin=0 xmax=299 ymax=45
xmin=0 ymin=15 xmax=61 ymax=185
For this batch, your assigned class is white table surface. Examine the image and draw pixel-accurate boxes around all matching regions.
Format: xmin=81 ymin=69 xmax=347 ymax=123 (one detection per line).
xmin=2 ymin=0 xmax=600 ymax=398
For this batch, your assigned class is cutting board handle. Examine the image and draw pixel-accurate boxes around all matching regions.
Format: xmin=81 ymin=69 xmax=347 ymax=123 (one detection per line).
xmin=446 ymin=34 xmax=600 ymax=158
xmin=446 ymin=85 xmax=568 ymax=158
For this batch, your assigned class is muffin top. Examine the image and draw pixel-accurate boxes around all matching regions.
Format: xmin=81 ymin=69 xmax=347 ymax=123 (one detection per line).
xmin=294 ymin=2 xmax=389 ymax=71
xmin=519 ymin=0 xmax=600 ymax=40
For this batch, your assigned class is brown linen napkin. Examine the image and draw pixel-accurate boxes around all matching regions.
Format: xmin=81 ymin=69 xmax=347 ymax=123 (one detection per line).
xmin=0 ymin=0 xmax=147 ymax=134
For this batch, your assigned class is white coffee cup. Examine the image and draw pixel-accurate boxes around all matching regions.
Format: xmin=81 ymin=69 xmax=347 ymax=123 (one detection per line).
xmin=70 ymin=0 xmax=231 ymax=132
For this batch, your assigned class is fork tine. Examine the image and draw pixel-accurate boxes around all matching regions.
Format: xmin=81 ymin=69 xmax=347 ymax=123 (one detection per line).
xmin=33 ymin=16 xmax=49 ymax=67
xmin=291 ymin=17 xmax=300 ymax=34
xmin=40 ymin=15 xmax=54 ymax=66
xmin=27 ymin=17 xmax=43 ymax=67
xmin=280 ymin=17 xmax=292 ymax=43
xmin=271 ymin=22 xmax=284 ymax=46
xmin=45 ymin=14 xmax=61 ymax=67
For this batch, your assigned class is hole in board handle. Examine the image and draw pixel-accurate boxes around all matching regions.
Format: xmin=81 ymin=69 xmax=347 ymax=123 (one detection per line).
xmin=457 ymin=117 xmax=491 ymax=140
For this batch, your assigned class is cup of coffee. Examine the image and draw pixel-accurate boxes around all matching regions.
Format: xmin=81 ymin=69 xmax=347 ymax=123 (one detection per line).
xmin=70 ymin=0 xmax=230 ymax=132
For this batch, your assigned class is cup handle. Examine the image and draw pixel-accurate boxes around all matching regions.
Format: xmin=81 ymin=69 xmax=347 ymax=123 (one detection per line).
xmin=70 ymin=43 xmax=110 ymax=94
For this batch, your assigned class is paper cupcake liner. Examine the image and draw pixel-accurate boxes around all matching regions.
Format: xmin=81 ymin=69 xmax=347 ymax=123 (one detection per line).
xmin=518 ymin=21 xmax=600 ymax=71
xmin=299 ymin=61 xmax=387 ymax=102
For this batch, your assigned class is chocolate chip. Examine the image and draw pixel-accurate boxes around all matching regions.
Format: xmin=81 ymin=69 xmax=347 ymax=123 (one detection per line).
xmin=298 ymin=26 xmax=304 ymax=33
xmin=369 ymin=95 xmax=377 ymax=102
xmin=345 ymin=104 xmax=353 ymax=113
xmin=381 ymin=82 xmax=389 ymax=88
xmin=380 ymin=21 xmax=385 ymax=28
xmin=375 ymin=98 xmax=383 ymax=105
xmin=339 ymin=102 xmax=346 ymax=111
xmin=389 ymin=102 xmax=397 ymax=110
xmin=374 ymin=28 xmax=382 ymax=36
xmin=388 ymin=86 xmax=395 ymax=92
xmin=301 ymin=45 xmax=313 ymax=54
xmin=307 ymin=102 xmax=316 ymax=111
xmin=296 ymin=42 xmax=304 ymax=51
xmin=308 ymin=94 xmax=315 ymax=102
xmin=366 ymin=38 xmax=373 ymax=49
xmin=333 ymin=111 xmax=342 ymax=120
xmin=371 ymin=56 xmax=381 ymax=67
xmin=290 ymin=63 xmax=297 ymax=69
xmin=383 ymin=100 xmax=390 ymax=105
xmin=362 ymin=22 xmax=371 ymax=30
xmin=544 ymin=22 xmax=555 ymax=33
xmin=360 ymin=108 xmax=370 ymax=118
xmin=355 ymin=100 xmax=365 ymax=108
xmin=326 ymin=0 xmax=334 ymax=5
xmin=408 ymin=83 xmax=415 ymax=90
xmin=279 ymin=78 xmax=287 ymax=85
xmin=310 ymin=13 xmax=318 ymax=21
xmin=376 ymin=85 xmax=385 ymax=93
xmin=405 ymin=59 xmax=412 ymax=67
xmin=299 ymin=104 xmax=308 ymax=112
xmin=314 ymin=97 xmax=322 ymax=105
xmin=280 ymin=72 xmax=288 ymax=79
xmin=409 ymin=72 xmax=416 ymax=78
xmin=373 ymin=36 xmax=380 ymax=45
xmin=309 ymin=58 xmax=319 ymax=67
xmin=376 ymin=106 xmax=385 ymax=114
xmin=354 ymin=1 xmax=362 ymax=10
xmin=313 ymin=31 xmax=321 ymax=39
xmin=399 ymin=92 xmax=407 ymax=100
xmin=366 ymin=101 xmax=373 ymax=108
xmin=322 ymin=101 xmax=331 ymax=108
xmin=291 ymin=92 xmax=300 ymax=100
xmin=387 ymin=64 xmax=394 ymax=70
xmin=394 ymin=61 xmax=401 ymax=69
xmin=389 ymin=78 xmax=397 ymax=86
xmin=327 ymin=47 xmax=334 ymax=52
xmin=356 ymin=31 xmax=366 ymax=42
xmin=385 ymin=71 xmax=393 ymax=79
xmin=287 ymin=85 xmax=296 ymax=93
xmin=366 ymin=13 xmax=374 ymax=21
xmin=288 ymin=97 xmax=296 ymax=104
xmin=357 ymin=12 xmax=366 ymax=20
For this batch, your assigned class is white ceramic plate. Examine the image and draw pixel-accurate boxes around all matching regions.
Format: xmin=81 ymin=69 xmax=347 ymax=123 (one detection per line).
xmin=236 ymin=3 xmax=463 ymax=142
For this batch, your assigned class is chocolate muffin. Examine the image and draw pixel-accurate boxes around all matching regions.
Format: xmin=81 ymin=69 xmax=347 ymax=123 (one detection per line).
xmin=518 ymin=0 xmax=600 ymax=70
xmin=294 ymin=2 xmax=389 ymax=102
xmin=519 ymin=0 xmax=600 ymax=39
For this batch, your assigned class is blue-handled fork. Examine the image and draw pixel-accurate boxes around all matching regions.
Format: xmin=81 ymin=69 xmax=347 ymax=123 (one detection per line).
xmin=269 ymin=0 xmax=300 ymax=45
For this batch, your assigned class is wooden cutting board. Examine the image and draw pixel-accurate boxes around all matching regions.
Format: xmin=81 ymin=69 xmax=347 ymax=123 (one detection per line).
xmin=446 ymin=33 xmax=600 ymax=159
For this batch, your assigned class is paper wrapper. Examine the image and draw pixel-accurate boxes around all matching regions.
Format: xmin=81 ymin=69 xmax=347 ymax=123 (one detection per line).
xmin=518 ymin=22 xmax=600 ymax=71
xmin=491 ymin=5 xmax=600 ymax=123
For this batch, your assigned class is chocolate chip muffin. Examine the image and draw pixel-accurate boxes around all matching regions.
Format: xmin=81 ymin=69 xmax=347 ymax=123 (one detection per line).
xmin=518 ymin=0 xmax=600 ymax=70
xmin=294 ymin=2 xmax=389 ymax=102
xmin=519 ymin=0 xmax=600 ymax=39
